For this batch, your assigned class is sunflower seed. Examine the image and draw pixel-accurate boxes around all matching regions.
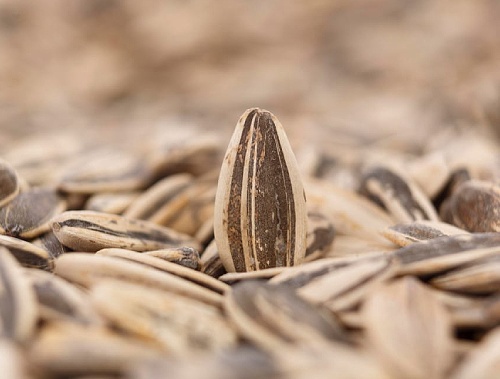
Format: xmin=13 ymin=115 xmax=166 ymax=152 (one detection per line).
xmin=214 ymin=108 xmax=307 ymax=272
xmin=408 ymin=152 xmax=449 ymax=198
xmin=393 ymin=232 xmax=500 ymax=276
xmin=382 ymin=220 xmax=469 ymax=247
xmin=0 ymin=340 xmax=28 ymax=379
xmin=51 ymin=210 xmax=200 ymax=252
xmin=123 ymin=173 xmax=193 ymax=220
xmin=430 ymin=255 xmax=500 ymax=294
xmin=59 ymin=149 xmax=153 ymax=194
xmin=359 ymin=166 xmax=439 ymax=223
xmin=306 ymin=178 xmax=393 ymax=243
xmin=363 ymin=277 xmax=453 ymax=379
xmin=200 ymin=239 xmax=227 ymax=278
xmin=91 ymin=280 xmax=236 ymax=354
xmin=0 ymin=234 xmax=53 ymax=269
xmin=225 ymin=280 xmax=349 ymax=353
xmin=85 ymin=192 xmax=139 ymax=214
xmin=442 ymin=180 xmax=500 ymax=232
xmin=144 ymin=246 xmax=201 ymax=270
xmin=0 ymin=159 xmax=19 ymax=208
xmin=304 ymin=211 xmax=335 ymax=262
xmin=32 ymin=230 xmax=71 ymax=260
xmin=96 ymin=248 xmax=228 ymax=294
xmin=0 ymin=248 xmax=38 ymax=341
xmin=452 ymin=327 xmax=500 ymax=379
xmin=28 ymin=322 xmax=163 ymax=377
xmin=0 ymin=187 xmax=66 ymax=239
xmin=54 ymin=253 xmax=222 ymax=306
xmin=218 ymin=267 xmax=286 ymax=284
xmin=24 ymin=268 xmax=103 ymax=326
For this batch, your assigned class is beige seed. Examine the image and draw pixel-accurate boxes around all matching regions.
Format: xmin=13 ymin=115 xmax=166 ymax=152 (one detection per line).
xmin=214 ymin=108 xmax=307 ymax=272
xmin=0 ymin=248 xmax=38 ymax=342
xmin=363 ymin=277 xmax=453 ymax=379
xmin=51 ymin=210 xmax=200 ymax=252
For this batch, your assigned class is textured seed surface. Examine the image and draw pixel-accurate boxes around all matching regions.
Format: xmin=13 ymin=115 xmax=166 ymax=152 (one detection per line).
xmin=0 ymin=248 xmax=38 ymax=341
xmin=51 ymin=210 xmax=200 ymax=252
xmin=0 ymin=159 xmax=19 ymax=208
xmin=0 ymin=234 xmax=53 ymax=269
xmin=214 ymin=108 xmax=307 ymax=272
xmin=0 ymin=187 xmax=66 ymax=239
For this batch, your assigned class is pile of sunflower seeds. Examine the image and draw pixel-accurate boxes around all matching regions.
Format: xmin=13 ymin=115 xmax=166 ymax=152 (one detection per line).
xmin=1 ymin=108 xmax=500 ymax=379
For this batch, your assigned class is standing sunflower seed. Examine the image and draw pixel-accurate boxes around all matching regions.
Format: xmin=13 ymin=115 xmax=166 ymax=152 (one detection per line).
xmin=214 ymin=108 xmax=307 ymax=272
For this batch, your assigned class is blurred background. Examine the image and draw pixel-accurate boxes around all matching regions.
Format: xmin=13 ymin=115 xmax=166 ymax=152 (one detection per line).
xmin=1 ymin=0 xmax=500 ymax=153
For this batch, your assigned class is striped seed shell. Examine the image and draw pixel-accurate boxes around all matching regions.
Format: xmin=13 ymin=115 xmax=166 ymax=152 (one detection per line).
xmin=225 ymin=281 xmax=348 ymax=353
xmin=359 ymin=166 xmax=439 ymax=223
xmin=0 ymin=248 xmax=38 ymax=342
xmin=362 ymin=277 xmax=453 ymax=379
xmin=144 ymin=247 xmax=201 ymax=270
xmin=0 ymin=159 xmax=19 ymax=208
xmin=393 ymin=233 xmax=500 ymax=276
xmin=51 ymin=210 xmax=200 ymax=252
xmin=24 ymin=268 xmax=103 ymax=326
xmin=85 ymin=191 xmax=139 ymax=214
xmin=442 ymin=180 xmax=500 ymax=232
xmin=0 ymin=234 xmax=53 ymax=270
xmin=91 ymin=280 xmax=236 ymax=354
xmin=382 ymin=220 xmax=469 ymax=247
xmin=28 ymin=322 xmax=163 ymax=377
xmin=0 ymin=187 xmax=66 ymax=239
xmin=214 ymin=108 xmax=307 ymax=272
xmin=54 ymin=253 xmax=222 ymax=306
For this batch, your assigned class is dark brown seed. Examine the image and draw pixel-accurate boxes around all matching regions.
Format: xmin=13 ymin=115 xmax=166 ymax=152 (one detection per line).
xmin=214 ymin=108 xmax=307 ymax=272
xmin=443 ymin=180 xmax=500 ymax=232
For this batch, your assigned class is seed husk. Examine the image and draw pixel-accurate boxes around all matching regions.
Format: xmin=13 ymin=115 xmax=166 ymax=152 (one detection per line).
xmin=91 ymin=280 xmax=236 ymax=354
xmin=51 ymin=210 xmax=200 ymax=252
xmin=0 ymin=234 xmax=53 ymax=270
xmin=0 ymin=248 xmax=38 ymax=342
xmin=96 ymin=248 xmax=228 ymax=294
xmin=214 ymin=108 xmax=307 ymax=272
xmin=32 ymin=230 xmax=71 ymax=260
xmin=0 ymin=187 xmax=66 ymax=239
xmin=123 ymin=173 xmax=193 ymax=220
xmin=28 ymin=322 xmax=163 ymax=377
xmin=306 ymin=178 xmax=394 ymax=243
xmin=304 ymin=211 xmax=335 ymax=262
xmin=54 ymin=253 xmax=222 ymax=306
xmin=382 ymin=220 xmax=469 ymax=247
xmin=430 ymin=255 xmax=500 ymax=294
xmin=0 ymin=340 xmax=28 ymax=379
xmin=452 ymin=326 xmax=500 ymax=379
xmin=200 ymin=239 xmax=227 ymax=278
xmin=225 ymin=280 xmax=349 ymax=353
xmin=59 ymin=149 xmax=153 ymax=194
xmin=85 ymin=191 xmax=139 ymax=214
xmin=443 ymin=180 xmax=500 ymax=232
xmin=393 ymin=233 xmax=500 ymax=276
xmin=144 ymin=246 xmax=201 ymax=270
xmin=0 ymin=159 xmax=19 ymax=208
xmin=218 ymin=267 xmax=286 ymax=284
xmin=363 ymin=277 xmax=453 ymax=379
xmin=150 ymin=172 xmax=217 ymax=236
xmin=359 ymin=166 xmax=439 ymax=223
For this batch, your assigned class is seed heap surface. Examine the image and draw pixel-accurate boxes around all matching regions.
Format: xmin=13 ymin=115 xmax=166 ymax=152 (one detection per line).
xmin=0 ymin=108 xmax=499 ymax=379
